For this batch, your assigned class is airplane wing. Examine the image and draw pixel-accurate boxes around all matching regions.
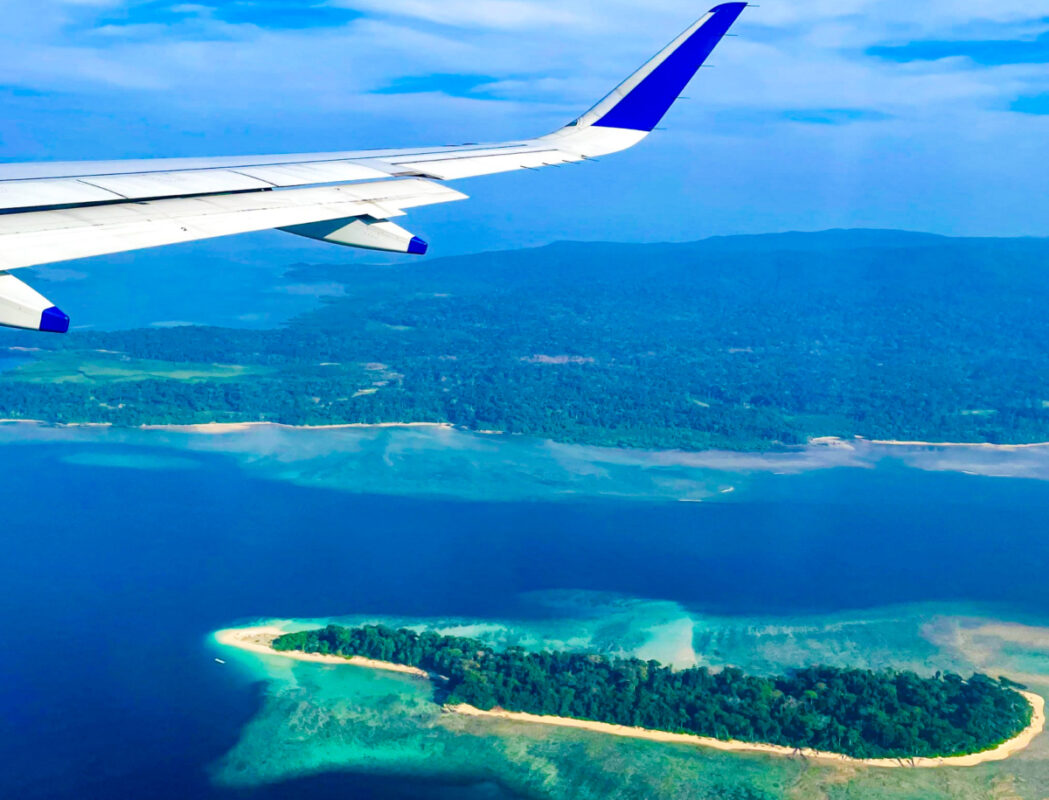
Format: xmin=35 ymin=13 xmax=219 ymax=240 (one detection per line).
xmin=0 ymin=3 xmax=747 ymax=332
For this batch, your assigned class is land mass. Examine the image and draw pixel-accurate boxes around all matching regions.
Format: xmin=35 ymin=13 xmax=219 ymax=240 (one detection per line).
xmin=218 ymin=623 xmax=1042 ymax=765
xmin=7 ymin=230 xmax=1049 ymax=451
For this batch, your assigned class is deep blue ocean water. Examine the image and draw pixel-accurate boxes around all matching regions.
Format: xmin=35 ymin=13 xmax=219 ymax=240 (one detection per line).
xmin=3 ymin=442 xmax=1049 ymax=799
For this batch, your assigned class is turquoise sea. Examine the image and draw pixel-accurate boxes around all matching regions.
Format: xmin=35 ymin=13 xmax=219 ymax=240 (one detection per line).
xmin=3 ymin=426 xmax=1049 ymax=799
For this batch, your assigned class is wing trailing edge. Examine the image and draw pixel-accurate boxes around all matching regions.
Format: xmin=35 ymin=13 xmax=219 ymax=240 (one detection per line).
xmin=0 ymin=178 xmax=465 ymax=273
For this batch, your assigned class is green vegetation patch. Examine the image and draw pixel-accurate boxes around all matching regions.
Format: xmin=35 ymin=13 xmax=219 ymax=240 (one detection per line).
xmin=7 ymin=231 xmax=1049 ymax=449
xmin=274 ymin=624 xmax=1033 ymax=761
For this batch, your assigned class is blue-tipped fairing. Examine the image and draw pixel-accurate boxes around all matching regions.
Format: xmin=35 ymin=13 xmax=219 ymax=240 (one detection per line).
xmin=407 ymin=237 xmax=429 ymax=256
xmin=40 ymin=306 xmax=70 ymax=334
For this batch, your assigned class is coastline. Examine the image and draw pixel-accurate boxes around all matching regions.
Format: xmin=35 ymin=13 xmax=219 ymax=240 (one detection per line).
xmin=0 ymin=420 xmax=454 ymax=434
xmin=216 ymin=625 xmax=1045 ymax=769
xmin=214 ymin=625 xmax=433 ymax=679
xmin=143 ymin=421 xmax=455 ymax=434
xmin=448 ymin=695 xmax=1045 ymax=769
xmin=812 ymin=436 xmax=1049 ymax=451
xmin=869 ymin=439 xmax=1049 ymax=450
xmin=3 ymin=417 xmax=1049 ymax=453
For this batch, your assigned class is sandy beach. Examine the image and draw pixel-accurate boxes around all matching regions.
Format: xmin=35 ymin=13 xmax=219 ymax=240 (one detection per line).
xmin=5 ymin=417 xmax=1049 ymax=454
xmin=214 ymin=625 xmax=433 ymax=679
xmin=870 ymin=439 xmax=1049 ymax=450
xmin=812 ymin=435 xmax=1049 ymax=451
xmin=216 ymin=625 xmax=1044 ymax=768
xmin=449 ymin=692 xmax=1045 ymax=769
xmin=145 ymin=421 xmax=455 ymax=434
xmin=0 ymin=419 xmax=112 ymax=428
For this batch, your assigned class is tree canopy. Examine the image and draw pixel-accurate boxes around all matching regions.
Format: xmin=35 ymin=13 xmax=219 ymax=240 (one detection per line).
xmin=6 ymin=232 xmax=1049 ymax=450
xmin=273 ymin=623 xmax=1033 ymax=760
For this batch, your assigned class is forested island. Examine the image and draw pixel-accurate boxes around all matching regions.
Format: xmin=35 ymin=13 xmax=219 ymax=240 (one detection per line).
xmin=272 ymin=623 xmax=1034 ymax=760
xmin=5 ymin=230 xmax=1049 ymax=450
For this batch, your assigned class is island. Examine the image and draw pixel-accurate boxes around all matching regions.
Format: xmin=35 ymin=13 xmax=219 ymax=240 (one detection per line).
xmin=227 ymin=623 xmax=1042 ymax=765
xmin=7 ymin=231 xmax=1049 ymax=451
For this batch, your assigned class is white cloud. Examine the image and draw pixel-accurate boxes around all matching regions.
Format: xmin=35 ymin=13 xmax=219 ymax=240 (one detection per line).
xmin=332 ymin=0 xmax=588 ymax=30
xmin=3 ymin=1 xmax=1043 ymax=115
xmin=2 ymin=1 xmax=1048 ymax=238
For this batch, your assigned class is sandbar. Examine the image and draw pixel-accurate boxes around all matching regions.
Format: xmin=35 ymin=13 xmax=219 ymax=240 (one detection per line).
xmin=214 ymin=625 xmax=432 ymax=678
xmin=146 ymin=421 xmax=454 ymax=434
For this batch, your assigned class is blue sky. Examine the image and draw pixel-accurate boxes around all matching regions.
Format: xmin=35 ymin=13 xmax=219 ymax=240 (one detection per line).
xmin=2 ymin=0 xmax=1048 ymax=261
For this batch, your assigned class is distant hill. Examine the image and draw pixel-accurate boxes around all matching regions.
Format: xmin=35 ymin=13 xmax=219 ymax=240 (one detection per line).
xmin=4 ymin=229 xmax=1049 ymax=451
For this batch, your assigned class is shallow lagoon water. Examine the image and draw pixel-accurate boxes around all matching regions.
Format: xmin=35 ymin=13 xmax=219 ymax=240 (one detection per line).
xmin=3 ymin=426 xmax=1049 ymax=799
xmin=214 ymin=602 xmax=1049 ymax=800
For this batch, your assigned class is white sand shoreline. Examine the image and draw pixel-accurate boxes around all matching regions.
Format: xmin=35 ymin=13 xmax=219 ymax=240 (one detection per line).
xmin=4 ymin=418 xmax=1049 ymax=454
xmin=871 ymin=439 xmax=1049 ymax=450
xmin=812 ymin=435 xmax=1049 ymax=451
xmin=0 ymin=418 xmax=112 ymax=427
xmin=144 ymin=421 xmax=455 ymax=434
xmin=449 ymin=694 xmax=1045 ymax=769
xmin=214 ymin=625 xmax=434 ymax=679
xmin=215 ymin=625 xmax=1044 ymax=769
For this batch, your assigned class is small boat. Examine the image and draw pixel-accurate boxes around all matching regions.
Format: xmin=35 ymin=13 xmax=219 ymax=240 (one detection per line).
xmin=214 ymin=658 xmax=227 ymax=664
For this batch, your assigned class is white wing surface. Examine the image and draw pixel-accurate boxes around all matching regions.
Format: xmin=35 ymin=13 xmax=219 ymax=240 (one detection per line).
xmin=0 ymin=3 xmax=747 ymax=331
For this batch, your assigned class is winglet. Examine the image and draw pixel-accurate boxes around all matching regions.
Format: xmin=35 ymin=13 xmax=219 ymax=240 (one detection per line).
xmin=568 ymin=3 xmax=747 ymax=134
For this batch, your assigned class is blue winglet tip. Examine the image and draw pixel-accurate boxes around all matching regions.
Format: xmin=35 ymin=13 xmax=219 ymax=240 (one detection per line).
xmin=407 ymin=236 xmax=429 ymax=256
xmin=592 ymin=1 xmax=747 ymax=133
xmin=40 ymin=306 xmax=70 ymax=334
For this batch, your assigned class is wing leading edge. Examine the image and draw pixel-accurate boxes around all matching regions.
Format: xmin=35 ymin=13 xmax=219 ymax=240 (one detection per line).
xmin=0 ymin=3 xmax=747 ymax=331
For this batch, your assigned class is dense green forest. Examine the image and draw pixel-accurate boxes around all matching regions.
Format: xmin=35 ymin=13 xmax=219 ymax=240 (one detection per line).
xmin=5 ymin=230 xmax=1049 ymax=450
xmin=272 ymin=623 xmax=1033 ymax=760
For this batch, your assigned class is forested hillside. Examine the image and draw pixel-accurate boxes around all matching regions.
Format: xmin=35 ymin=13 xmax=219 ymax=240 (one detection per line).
xmin=4 ymin=229 xmax=1049 ymax=450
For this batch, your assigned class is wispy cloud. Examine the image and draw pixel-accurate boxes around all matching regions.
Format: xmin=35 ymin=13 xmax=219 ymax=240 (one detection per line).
xmin=869 ymin=33 xmax=1049 ymax=65
xmin=2 ymin=2 xmax=1049 ymax=243
xmin=6 ymin=1 xmax=1044 ymax=119
xmin=331 ymin=0 xmax=587 ymax=30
